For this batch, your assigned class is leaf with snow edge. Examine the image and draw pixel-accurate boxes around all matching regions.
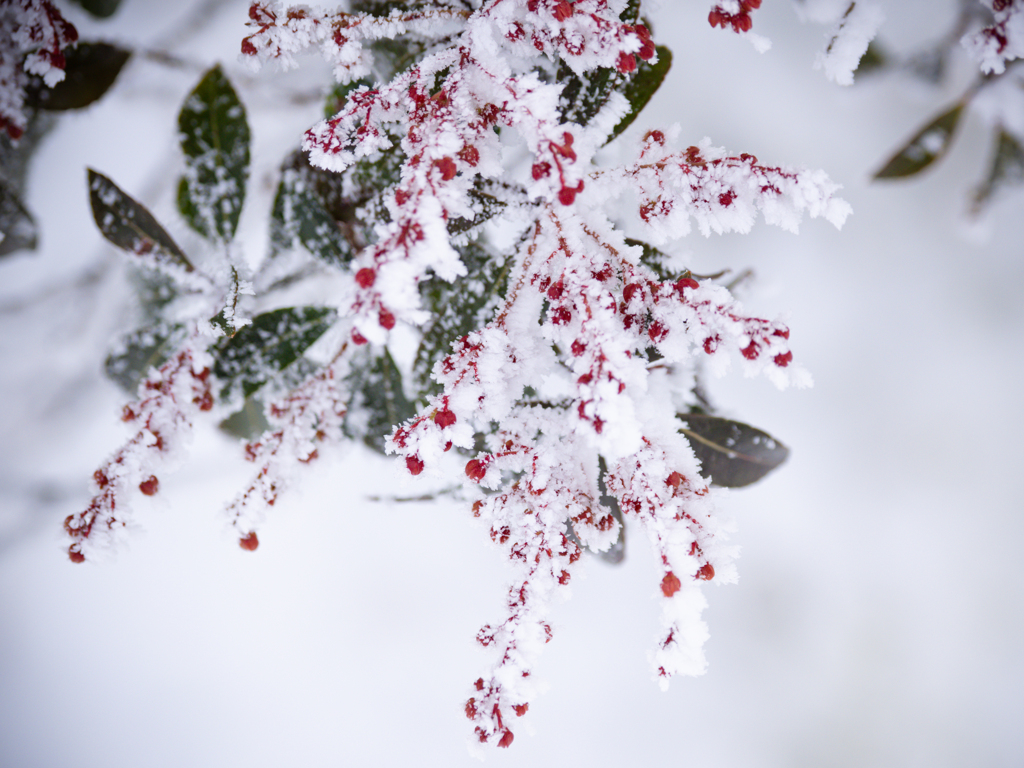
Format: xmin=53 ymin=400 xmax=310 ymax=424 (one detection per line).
xmin=414 ymin=240 xmax=511 ymax=398
xmin=624 ymin=237 xmax=683 ymax=282
xmin=88 ymin=169 xmax=194 ymax=273
xmin=557 ymin=45 xmax=672 ymax=144
xmin=446 ymin=184 xmax=508 ymax=236
xmin=177 ymin=66 xmax=250 ymax=243
xmin=105 ymin=322 xmax=187 ymax=393
xmin=349 ymin=347 xmax=416 ymax=454
xmin=211 ymin=307 xmax=336 ymax=402
xmin=270 ymin=170 xmax=355 ymax=268
xmin=219 ymin=397 xmax=272 ymax=441
xmin=595 ymin=455 xmax=625 ymax=564
xmin=612 ymin=46 xmax=672 ymax=142
xmin=0 ymin=181 xmax=37 ymax=256
xmin=678 ymin=412 xmax=789 ymax=488
xmin=27 ymin=43 xmax=130 ymax=110
xmin=972 ymin=128 xmax=1024 ymax=213
xmin=874 ymin=102 xmax=964 ymax=179
xmin=814 ymin=1 xmax=885 ymax=87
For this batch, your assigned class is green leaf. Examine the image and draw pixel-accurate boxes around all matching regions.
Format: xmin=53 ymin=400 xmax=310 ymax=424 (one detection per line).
xmin=413 ymin=240 xmax=511 ymax=398
xmin=69 ymin=0 xmax=123 ymax=18
xmin=855 ymin=40 xmax=888 ymax=76
xmin=972 ymin=128 xmax=1024 ymax=213
xmin=874 ymin=102 xmax=964 ymax=180
xmin=28 ymin=43 xmax=131 ymax=110
xmin=0 ymin=180 xmax=38 ymax=256
xmin=349 ymin=347 xmax=416 ymax=453
xmin=596 ymin=455 xmax=625 ymax=564
xmin=105 ymin=322 xmax=187 ymax=392
xmin=88 ymin=169 xmax=194 ymax=272
xmin=177 ymin=65 xmax=250 ymax=243
xmin=678 ymin=413 xmax=789 ymax=488
xmin=211 ymin=307 xmax=336 ymax=401
xmin=446 ymin=184 xmax=508 ymax=236
xmin=558 ymin=63 xmax=627 ymax=128
xmin=611 ymin=45 xmax=672 ymax=142
xmin=270 ymin=169 xmax=355 ymax=267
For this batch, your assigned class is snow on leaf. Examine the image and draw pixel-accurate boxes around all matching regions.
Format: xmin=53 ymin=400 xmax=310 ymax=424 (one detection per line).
xmin=26 ymin=42 xmax=130 ymax=110
xmin=813 ymin=1 xmax=885 ymax=86
xmin=211 ymin=306 xmax=337 ymax=403
xmin=177 ymin=65 xmax=251 ymax=243
xmin=678 ymin=412 xmax=790 ymax=488
xmin=874 ymin=101 xmax=964 ymax=180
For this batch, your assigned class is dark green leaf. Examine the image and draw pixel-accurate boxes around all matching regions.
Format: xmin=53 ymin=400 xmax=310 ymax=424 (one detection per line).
xmin=446 ymin=185 xmax=508 ymax=236
xmin=349 ymin=347 xmax=416 ymax=453
xmin=678 ymin=412 xmax=789 ymax=488
xmin=212 ymin=306 xmax=336 ymax=401
xmin=855 ymin=40 xmax=888 ymax=76
xmin=0 ymin=180 xmax=37 ymax=256
xmin=596 ymin=455 xmax=625 ymax=564
xmin=69 ymin=0 xmax=123 ymax=18
xmin=558 ymin=63 xmax=627 ymax=128
xmin=972 ymin=128 xmax=1024 ymax=213
xmin=88 ymin=169 xmax=194 ymax=272
xmin=177 ymin=65 xmax=250 ymax=242
xmin=874 ymin=102 xmax=964 ymax=179
xmin=270 ymin=170 xmax=354 ymax=267
xmin=611 ymin=46 xmax=672 ymax=142
xmin=27 ymin=43 xmax=131 ymax=110
xmin=105 ymin=323 xmax=187 ymax=392
xmin=414 ymin=240 xmax=510 ymax=398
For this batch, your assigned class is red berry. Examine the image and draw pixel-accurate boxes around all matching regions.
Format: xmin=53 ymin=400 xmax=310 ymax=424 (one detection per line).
xmin=703 ymin=336 xmax=720 ymax=354
xmin=623 ymin=283 xmax=640 ymax=304
xmin=355 ymin=267 xmax=376 ymax=288
xmin=661 ymin=571 xmax=681 ymax=597
xmin=639 ymin=41 xmax=656 ymax=60
xmin=435 ymin=156 xmax=457 ymax=181
xmin=553 ymin=1 xmax=573 ymax=21
xmin=498 ymin=730 xmax=514 ymax=748
xmin=241 ymin=39 xmax=257 ymax=56
xmin=774 ymin=351 xmax=793 ymax=367
xmin=352 ymin=330 xmax=368 ymax=345
xmin=696 ymin=563 xmax=715 ymax=581
xmin=532 ymin=161 xmax=551 ymax=180
xmin=239 ymin=532 xmax=259 ymax=551
xmin=648 ymin=321 xmax=667 ymax=342
xmin=558 ymin=187 xmax=576 ymax=206
xmin=465 ymin=698 xmax=477 ymax=720
xmin=552 ymin=306 xmax=572 ymax=325
xmin=379 ymin=308 xmax=396 ymax=330
xmin=616 ymin=52 xmax=637 ymax=73
xmin=139 ymin=476 xmax=159 ymax=496
xmin=736 ymin=14 xmax=752 ymax=32
xmin=675 ymin=277 xmax=699 ymax=294
xmin=571 ymin=340 xmax=586 ymax=356
xmin=741 ymin=341 xmax=760 ymax=360
xmin=406 ymin=456 xmax=425 ymax=475
xmin=513 ymin=703 xmax=529 ymax=717
xmin=68 ymin=548 xmax=85 ymax=564
xmin=708 ymin=10 xmax=723 ymax=27
xmin=466 ymin=459 xmax=486 ymax=482
xmin=667 ymin=471 xmax=683 ymax=489
xmin=558 ymin=570 xmax=570 ymax=585
xmin=773 ymin=326 xmax=790 ymax=339
xmin=197 ymin=391 xmax=213 ymax=411
xmin=434 ymin=409 xmax=457 ymax=428
xmin=459 ymin=145 xmax=480 ymax=166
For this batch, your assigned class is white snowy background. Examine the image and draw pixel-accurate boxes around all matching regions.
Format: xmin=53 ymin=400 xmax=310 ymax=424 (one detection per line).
xmin=1 ymin=1 xmax=1022 ymax=766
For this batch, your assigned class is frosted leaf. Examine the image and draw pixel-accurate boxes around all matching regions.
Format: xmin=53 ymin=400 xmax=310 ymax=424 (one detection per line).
xmin=813 ymin=1 xmax=885 ymax=86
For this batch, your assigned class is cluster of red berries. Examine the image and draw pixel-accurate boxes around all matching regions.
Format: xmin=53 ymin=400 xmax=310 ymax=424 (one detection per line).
xmin=708 ymin=1 xmax=762 ymax=34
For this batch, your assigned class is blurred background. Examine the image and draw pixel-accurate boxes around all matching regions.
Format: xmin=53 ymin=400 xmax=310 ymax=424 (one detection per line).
xmin=1 ymin=1 xmax=1021 ymax=766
